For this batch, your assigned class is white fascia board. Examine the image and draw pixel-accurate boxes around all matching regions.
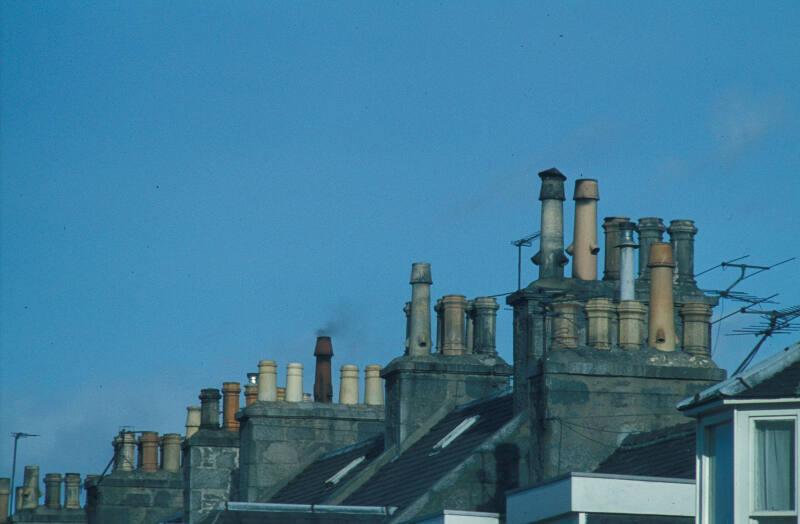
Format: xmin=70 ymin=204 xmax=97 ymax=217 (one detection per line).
xmin=411 ymin=511 xmax=500 ymax=524
xmin=506 ymin=474 xmax=694 ymax=524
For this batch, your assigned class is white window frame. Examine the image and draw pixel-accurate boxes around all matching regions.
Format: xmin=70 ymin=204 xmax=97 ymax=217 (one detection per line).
xmin=697 ymin=410 xmax=734 ymax=524
xmin=734 ymin=406 xmax=799 ymax=523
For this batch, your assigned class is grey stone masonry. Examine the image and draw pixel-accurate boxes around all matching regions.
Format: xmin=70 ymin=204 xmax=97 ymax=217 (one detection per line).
xmin=10 ymin=508 xmax=86 ymax=524
xmin=237 ymin=401 xmax=384 ymax=504
xmin=86 ymin=470 xmax=181 ymax=524
xmin=183 ymin=429 xmax=239 ymax=524
xmin=527 ymin=347 xmax=725 ymax=483
xmin=382 ymin=354 xmax=512 ymax=449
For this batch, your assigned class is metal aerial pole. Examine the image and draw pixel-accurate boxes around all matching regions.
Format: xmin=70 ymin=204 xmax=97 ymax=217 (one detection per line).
xmin=9 ymin=432 xmax=39 ymax=517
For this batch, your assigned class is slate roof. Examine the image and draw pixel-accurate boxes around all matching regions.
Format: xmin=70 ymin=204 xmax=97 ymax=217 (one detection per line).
xmin=595 ymin=422 xmax=696 ymax=479
xmin=678 ymin=341 xmax=800 ymax=411
xmin=270 ymin=434 xmax=385 ymax=504
xmin=342 ymin=391 xmax=515 ymax=510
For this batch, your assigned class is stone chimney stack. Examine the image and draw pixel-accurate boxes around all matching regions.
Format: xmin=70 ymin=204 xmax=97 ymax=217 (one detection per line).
xmin=618 ymin=221 xmax=639 ymax=301
xmin=339 ymin=365 xmax=359 ymax=404
xmin=21 ymin=465 xmax=39 ymax=509
xmin=602 ymin=217 xmax=630 ymax=281
xmin=161 ymin=434 xmax=182 ymax=473
xmin=648 ymin=242 xmax=677 ymax=351
xmin=0 ymin=477 xmax=9 ymax=524
xmin=285 ymin=363 xmax=303 ymax=402
xmin=441 ymin=295 xmax=468 ymax=355
xmin=199 ymin=388 xmax=221 ymax=429
xmin=532 ymin=168 xmax=569 ymax=280
xmin=313 ymin=336 xmax=334 ymax=403
xmin=668 ymin=219 xmax=698 ymax=286
xmin=364 ymin=365 xmax=384 ymax=405
xmin=185 ymin=406 xmax=201 ymax=438
xmin=408 ymin=263 xmax=433 ymax=356
xmin=43 ymin=473 xmax=62 ymax=509
xmin=63 ymin=474 xmax=81 ymax=509
xmin=637 ymin=217 xmax=666 ymax=281
xmin=568 ymin=179 xmax=600 ymax=280
xmin=257 ymin=360 xmax=277 ymax=401
xmin=139 ymin=432 xmax=160 ymax=472
xmin=473 ymin=297 xmax=499 ymax=355
xmin=222 ymin=382 xmax=241 ymax=432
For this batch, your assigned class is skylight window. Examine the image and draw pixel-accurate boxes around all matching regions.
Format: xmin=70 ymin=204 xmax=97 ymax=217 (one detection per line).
xmin=430 ymin=415 xmax=480 ymax=454
xmin=324 ymin=456 xmax=366 ymax=486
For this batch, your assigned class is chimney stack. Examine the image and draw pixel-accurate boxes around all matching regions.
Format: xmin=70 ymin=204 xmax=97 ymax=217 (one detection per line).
xmin=585 ymin=298 xmax=614 ymax=350
xmin=139 ymin=432 xmax=160 ymax=472
xmin=552 ymin=301 xmax=581 ymax=349
xmin=602 ymin=217 xmax=630 ymax=281
xmin=0 ymin=478 xmax=9 ymax=524
xmin=668 ymin=219 xmax=698 ymax=286
xmin=43 ymin=473 xmax=62 ymax=509
xmin=63 ymin=474 xmax=81 ymax=509
xmin=222 ymin=382 xmax=241 ymax=432
xmin=441 ymin=295 xmax=468 ymax=355
xmin=161 ymin=434 xmax=182 ymax=473
xmin=199 ymin=388 xmax=221 ymax=429
xmin=648 ymin=242 xmax=677 ymax=351
xmin=285 ymin=363 xmax=303 ymax=402
xmin=618 ymin=221 xmax=639 ymax=301
xmin=21 ymin=465 xmax=39 ymax=509
xmin=472 ymin=297 xmax=499 ymax=355
xmin=339 ymin=365 xmax=359 ymax=404
xmin=637 ymin=217 xmax=666 ymax=280
xmin=532 ymin=168 xmax=569 ymax=279
xmin=408 ymin=263 xmax=433 ymax=356
xmin=185 ymin=406 xmax=201 ymax=438
xmin=681 ymin=302 xmax=713 ymax=357
xmin=313 ymin=336 xmax=334 ymax=403
xmin=364 ymin=365 xmax=384 ymax=405
xmin=257 ymin=360 xmax=277 ymax=401
xmin=568 ymin=179 xmax=600 ymax=280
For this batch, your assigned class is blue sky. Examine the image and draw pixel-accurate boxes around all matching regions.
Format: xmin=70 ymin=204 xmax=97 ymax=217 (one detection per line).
xmin=2 ymin=1 xmax=798 ymax=481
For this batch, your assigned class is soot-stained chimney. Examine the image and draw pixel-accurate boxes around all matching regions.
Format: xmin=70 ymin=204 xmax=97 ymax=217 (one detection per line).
xmin=532 ymin=168 xmax=568 ymax=279
xmin=313 ymin=336 xmax=334 ymax=403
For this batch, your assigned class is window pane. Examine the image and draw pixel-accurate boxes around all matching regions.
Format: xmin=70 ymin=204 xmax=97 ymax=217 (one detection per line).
xmin=750 ymin=518 xmax=796 ymax=524
xmin=707 ymin=421 xmax=734 ymax=524
xmin=753 ymin=419 xmax=795 ymax=512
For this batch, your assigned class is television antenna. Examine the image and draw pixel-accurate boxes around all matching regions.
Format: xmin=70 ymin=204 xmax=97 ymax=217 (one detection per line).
xmin=729 ymin=304 xmax=800 ymax=375
xmin=511 ymin=232 xmax=540 ymax=290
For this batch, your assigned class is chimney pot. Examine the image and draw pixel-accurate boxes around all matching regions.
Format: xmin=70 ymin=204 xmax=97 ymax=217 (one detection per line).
xmin=408 ymin=263 xmax=433 ymax=356
xmin=185 ymin=406 xmax=201 ymax=439
xmin=472 ymin=297 xmax=500 ymax=355
xmin=21 ymin=465 xmax=39 ymax=509
xmin=222 ymin=382 xmax=241 ymax=432
xmin=139 ymin=432 xmax=160 ymax=472
xmin=285 ymin=363 xmax=303 ymax=402
xmin=0 ymin=477 xmax=9 ymax=523
xmin=257 ymin=360 xmax=278 ymax=401
xmin=199 ymin=388 xmax=222 ymax=429
xmin=617 ymin=221 xmax=639 ymax=301
xmin=680 ymin=302 xmax=713 ymax=357
xmin=441 ymin=295 xmax=468 ymax=355
xmin=63 ymin=474 xmax=81 ymax=509
xmin=532 ymin=168 xmax=569 ymax=279
xmin=668 ymin=219 xmax=698 ymax=286
xmin=43 ymin=473 xmax=62 ymax=510
xmin=276 ymin=387 xmax=286 ymax=401
xmin=364 ymin=365 xmax=384 ymax=405
xmin=617 ymin=300 xmax=647 ymax=350
xmin=160 ymin=434 xmax=182 ymax=473
xmin=551 ymin=301 xmax=582 ymax=349
xmin=116 ymin=432 xmax=136 ymax=471
xmin=585 ymin=298 xmax=615 ymax=350
xmin=313 ymin=336 xmax=334 ymax=403
xmin=648 ymin=242 xmax=677 ymax=351
xmin=602 ymin=217 xmax=631 ymax=281
xmin=339 ymin=365 xmax=359 ymax=404
xmin=570 ymin=179 xmax=600 ymax=280
xmin=637 ymin=217 xmax=666 ymax=279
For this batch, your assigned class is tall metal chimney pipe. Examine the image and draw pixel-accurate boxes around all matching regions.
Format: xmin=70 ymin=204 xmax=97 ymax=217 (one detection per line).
xmin=602 ymin=217 xmax=630 ymax=281
xmin=313 ymin=336 xmax=334 ymax=403
xmin=408 ymin=263 xmax=433 ymax=356
xmin=637 ymin=217 xmax=666 ymax=280
xmin=567 ymin=179 xmax=600 ymax=280
xmin=617 ymin=221 xmax=639 ymax=301
xmin=532 ymin=168 xmax=568 ymax=279
xmin=648 ymin=242 xmax=677 ymax=351
xmin=668 ymin=219 xmax=698 ymax=286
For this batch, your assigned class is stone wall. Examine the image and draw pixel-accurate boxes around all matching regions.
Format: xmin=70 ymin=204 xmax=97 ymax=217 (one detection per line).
xmin=10 ymin=508 xmax=85 ymax=524
xmin=86 ymin=471 xmax=182 ymax=524
xmin=183 ymin=429 xmax=240 ymax=524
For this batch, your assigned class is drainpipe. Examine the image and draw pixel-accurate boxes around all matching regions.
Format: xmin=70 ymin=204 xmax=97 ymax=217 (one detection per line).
xmin=567 ymin=179 xmax=600 ymax=280
xmin=532 ymin=168 xmax=568 ymax=279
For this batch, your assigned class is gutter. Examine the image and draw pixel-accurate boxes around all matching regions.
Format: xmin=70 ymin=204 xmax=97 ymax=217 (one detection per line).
xmin=226 ymin=501 xmax=397 ymax=515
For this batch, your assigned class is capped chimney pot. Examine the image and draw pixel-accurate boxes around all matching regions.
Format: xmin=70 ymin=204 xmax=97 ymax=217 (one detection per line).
xmin=602 ymin=217 xmax=630 ymax=281
xmin=339 ymin=365 xmax=359 ymax=404
xmin=637 ymin=217 xmax=666 ymax=280
xmin=160 ymin=434 xmax=182 ymax=473
xmin=648 ymin=242 xmax=677 ymax=351
xmin=408 ymin=263 xmax=433 ymax=356
xmin=668 ymin=219 xmax=698 ymax=286
xmin=617 ymin=221 xmax=639 ymax=301
xmin=313 ymin=336 xmax=334 ymax=403
xmin=63 ymin=474 xmax=81 ymax=509
xmin=441 ymin=295 xmax=468 ymax=355
xmin=364 ymin=365 xmax=384 ymax=405
xmin=285 ymin=363 xmax=303 ymax=402
xmin=568 ymin=179 xmax=600 ymax=280
xmin=199 ymin=388 xmax=222 ymax=429
xmin=473 ymin=297 xmax=500 ymax=355
xmin=139 ymin=432 xmax=160 ymax=472
xmin=532 ymin=168 xmax=569 ymax=279
xmin=185 ymin=406 xmax=201 ymax=439
xmin=43 ymin=473 xmax=62 ymax=509
xmin=257 ymin=360 xmax=277 ymax=401
xmin=222 ymin=382 xmax=241 ymax=432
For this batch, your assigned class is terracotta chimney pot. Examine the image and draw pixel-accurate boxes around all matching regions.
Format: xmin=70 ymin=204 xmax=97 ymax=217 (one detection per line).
xmin=568 ymin=179 xmax=600 ymax=280
xmin=221 ymin=382 xmax=241 ymax=432
xmin=139 ymin=432 xmax=160 ymax=472
xmin=648 ymin=242 xmax=677 ymax=351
